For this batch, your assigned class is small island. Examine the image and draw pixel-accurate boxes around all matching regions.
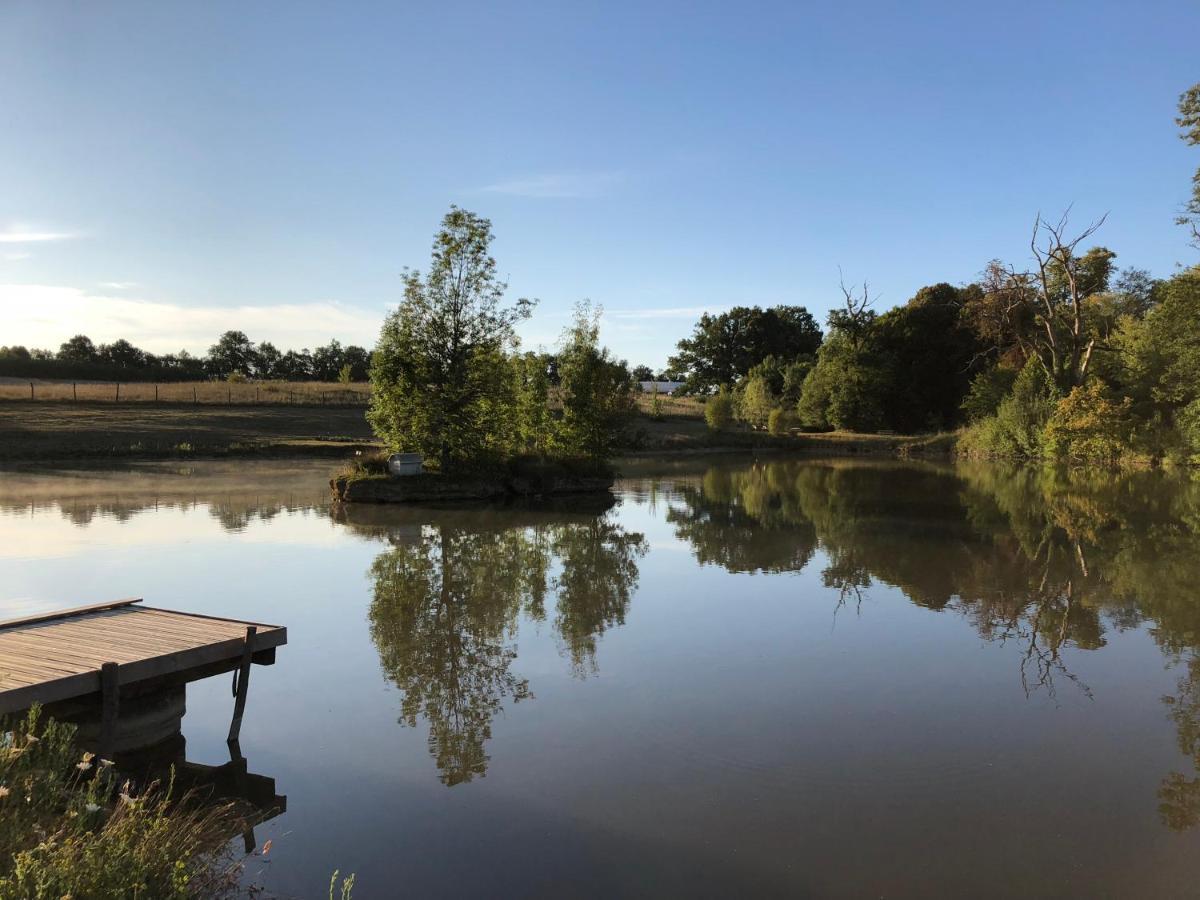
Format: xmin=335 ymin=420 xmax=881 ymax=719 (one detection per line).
xmin=333 ymin=208 xmax=632 ymax=505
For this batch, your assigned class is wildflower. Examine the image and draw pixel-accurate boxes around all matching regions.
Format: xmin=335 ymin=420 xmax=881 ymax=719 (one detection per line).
xmin=0 ymin=785 xmax=9 ymax=799
xmin=76 ymin=761 xmax=92 ymax=772
xmin=262 ymin=839 xmax=273 ymax=856
xmin=99 ymin=758 xmax=114 ymax=767
xmin=81 ymin=751 xmax=95 ymax=763
xmin=85 ymin=802 xmax=101 ymax=813
xmin=25 ymin=733 xmax=38 ymax=744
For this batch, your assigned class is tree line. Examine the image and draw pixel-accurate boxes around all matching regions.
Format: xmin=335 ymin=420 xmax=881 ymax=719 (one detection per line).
xmin=0 ymin=331 xmax=371 ymax=383
xmin=658 ymin=82 xmax=1200 ymax=463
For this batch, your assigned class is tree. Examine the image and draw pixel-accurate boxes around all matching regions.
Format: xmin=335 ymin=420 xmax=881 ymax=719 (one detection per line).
xmin=553 ymin=302 xmax=634 ymax=463
xmin=736 ymin=373 xmax=775 ymax=430
xmin=704 ymin=389 xmax=733 ymax=431
xmin=312 ymin=339 xmax=346 ymax=381
xmin=97 ymin=338 xmax=147 ymax=368
xmin=965 ymin=212 xmax=1114 ymax=391
xmin=631 ymin=364 xmax=655 ymax=383
xmin=58 ymin=335 xmax=97 ymax=362
xmin=255 ymin=341 xmax=282 ymax=379
xmin=796 ymin=278 xmax=885 ymax=431
xmin=206 ymin=330 xmax=257 ymax=378
xmin=668 ymin=305 xmax=822 ymax=393
xmin=368 ymin=207 xmax=534 ymax=470
xmin=1178 ymin=82 xmax=1200 ymax=247
xmin=870 ymin=283 xmax=986 ymax=431
xmin=341 ymin=345 xmax=371 ymax=381
xmin=276 ymin=349 xmax=313 ymax=380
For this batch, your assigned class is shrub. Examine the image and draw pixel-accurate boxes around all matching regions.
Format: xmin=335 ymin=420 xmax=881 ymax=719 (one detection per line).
xmin=768 ymin=407 xmax=790 ymax=436
xmin=1044 ymin=381 xmax=1133 ymax=462
xmin=225 ymin=371 xmax=248 ymax=384
xmin=705 ymin=389 xmax=733 ymax=431
xmin=959 ymin=357 xmax=1058 ymax=458
xmin=0 ymin=707 xmax=245 ymax=898
xmin=736 ymin=374 xmax=775 ymax=430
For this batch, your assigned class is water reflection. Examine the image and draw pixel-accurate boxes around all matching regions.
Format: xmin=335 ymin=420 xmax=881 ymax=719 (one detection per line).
xmin=339 ymin=504 xmax=646 ymax=785
xmin=660 ymin=457 xmax=1200 ymax=828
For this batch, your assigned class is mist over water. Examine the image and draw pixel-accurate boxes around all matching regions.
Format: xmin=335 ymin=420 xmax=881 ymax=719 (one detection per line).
xmin=3 ymin=456 xmax=1200 ymax=897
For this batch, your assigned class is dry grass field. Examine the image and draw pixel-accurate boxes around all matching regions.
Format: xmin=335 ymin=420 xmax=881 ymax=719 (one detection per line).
xmin=0 ymin=379 xmax=370 ymax=405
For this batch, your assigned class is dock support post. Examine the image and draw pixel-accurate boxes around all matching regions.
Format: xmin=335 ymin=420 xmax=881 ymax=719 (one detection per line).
xmin=100 ymin=662 xmax=119 ymax=760
xmin=227 ymin=626 xmax=257 ymax=743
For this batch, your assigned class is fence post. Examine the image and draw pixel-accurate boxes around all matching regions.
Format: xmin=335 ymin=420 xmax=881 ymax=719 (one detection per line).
xmin=73 ymin=383 xmax=77 ymax=402
xmin=115 ymin=383 xmax=120 ymax=402
xmin=154 ymin=384 xmax=159 ymax=402
xmin=29 ymin=382 xmax=33 ymax=400
xmin=193 ymin=386 xmax=198 ymax=405
xmin=256 ymin=387 xmax=259 ymax=404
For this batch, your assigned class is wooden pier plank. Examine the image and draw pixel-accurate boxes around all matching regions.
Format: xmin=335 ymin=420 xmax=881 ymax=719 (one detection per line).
xmin=0 ymin=603 xmax=286 ymax=717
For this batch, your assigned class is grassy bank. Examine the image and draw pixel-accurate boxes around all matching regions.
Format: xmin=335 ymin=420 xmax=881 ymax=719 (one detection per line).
xmin=629 ymin=393 xmax=957 ymax=457
xmin=0 ymin=401 xmax=376 ymax=460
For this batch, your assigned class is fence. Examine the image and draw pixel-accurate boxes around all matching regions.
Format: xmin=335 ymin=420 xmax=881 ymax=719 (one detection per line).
xmin=0 ymin=380 xmax=372 ymax=406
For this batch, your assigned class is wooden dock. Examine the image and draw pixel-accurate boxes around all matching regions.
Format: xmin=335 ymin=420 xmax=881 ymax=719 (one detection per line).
xmin=0 ymin=598 xmax=286 ymax=748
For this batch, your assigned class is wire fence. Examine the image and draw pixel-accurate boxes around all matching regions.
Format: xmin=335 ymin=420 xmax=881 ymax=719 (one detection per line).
xmin=0 ymin=380 xmax=372 ymax=406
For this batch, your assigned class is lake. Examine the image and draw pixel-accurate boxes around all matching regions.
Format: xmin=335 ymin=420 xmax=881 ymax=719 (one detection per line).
xmin=3 ymin=455 xmax=1200 ymax=898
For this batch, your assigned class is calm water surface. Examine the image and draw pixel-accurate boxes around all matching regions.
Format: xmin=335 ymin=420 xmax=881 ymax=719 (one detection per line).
xmin=3 ymin=456 xmax=1200 ymax=898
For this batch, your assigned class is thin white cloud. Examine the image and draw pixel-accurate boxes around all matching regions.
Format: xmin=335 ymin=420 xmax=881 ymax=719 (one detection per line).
xmin=98 ymin=281 xmax=139 ymax=290
xmin=0 ymin=228 xmax=76 ymax=243
xmin=3 ymin=252 xmax=31 ymax=262
xmin=0 ymin=284 xmax=384 ymax=353
xmin=480 ymin=171 xmax=624 ymax=199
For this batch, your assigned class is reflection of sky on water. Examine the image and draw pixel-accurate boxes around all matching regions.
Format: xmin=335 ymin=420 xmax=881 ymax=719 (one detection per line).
xmin=2 ymin=458 xmax=1200 ymax=898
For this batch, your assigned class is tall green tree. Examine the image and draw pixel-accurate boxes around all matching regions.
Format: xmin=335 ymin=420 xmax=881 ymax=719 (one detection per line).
xmin=553 ymin=303 xmax=634 ymax=463
xmin=368 ymin=207 xmax=535 ymax=470
xmin=668 ymin=305 xmax=821 ymax=393
xmin=206 ymin=330 xmax=257 ymax=377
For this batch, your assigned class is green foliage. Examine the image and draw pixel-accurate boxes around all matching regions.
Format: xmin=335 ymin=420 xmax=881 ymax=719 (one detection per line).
xmin=961 ymin=366 xmax=1018 ymax=423
xmin=767 ymin=407 xmax=790 ymax=436
xmin=511 ymin=352 xmax=554 ymax=455
xmin=553 ymin=303 xmax=635 ymax=463
xmin=0 ymin=707 xmax=244 ymax=898
xmin=368 ymin=207 xmax=534 ymax=471
xmin=1043 ymin=381 xmax=1133 ymax=462
xmin=735 ymin=373 xmax=776 ymax=430
xmin=668 ymin=305 xmax=822 ymax=394
xmin=959 ymin=357 xmax=1059 ymax=458
xmin=796 ymin=332 xmax=885 ymax=432
xmin=1178 ymin=82 xmax=1200 ymax=246
xmin=206 ymin=330 xmax=257 ymax=378
xmin=704 ymin=389 xmax=734 ymax=431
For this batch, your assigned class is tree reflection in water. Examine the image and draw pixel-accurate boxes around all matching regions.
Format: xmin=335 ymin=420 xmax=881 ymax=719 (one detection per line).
xmin=663 ymin=457 xmax=1200 ymax=829
xmin=356 ymin=506 xmax=646 ymax=786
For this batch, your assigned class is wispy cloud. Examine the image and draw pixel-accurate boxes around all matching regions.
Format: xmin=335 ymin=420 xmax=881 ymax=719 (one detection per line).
xmin=480 ymin=171 xmax=624 ymax=199
xmin=0 ymin=285 xmax=383 ymax=353
xmin=3 ymin=252 xmax=31 ymax=262
xmin=0 ymin=227 xmax=76 ymax=244
xmin=98 ymin=281 xmax=139 ymax=290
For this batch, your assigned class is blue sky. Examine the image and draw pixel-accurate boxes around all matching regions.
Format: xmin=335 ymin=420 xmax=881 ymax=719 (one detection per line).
xmin=2 ymin=0 xmax=1198 ymax=368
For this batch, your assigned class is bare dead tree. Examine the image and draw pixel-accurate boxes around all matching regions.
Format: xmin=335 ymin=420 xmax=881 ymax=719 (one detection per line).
xmin=1028 ymin=208 xmax=1108 ymax=388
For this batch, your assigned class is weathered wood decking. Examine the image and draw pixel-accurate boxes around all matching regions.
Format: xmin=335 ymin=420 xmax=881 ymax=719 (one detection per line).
xmin=0 ymin=598 xmax=287 ymax=717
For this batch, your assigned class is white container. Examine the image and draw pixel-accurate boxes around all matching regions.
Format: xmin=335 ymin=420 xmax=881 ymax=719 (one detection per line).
xmin=387 ymin=453 xmax=424 ymax=476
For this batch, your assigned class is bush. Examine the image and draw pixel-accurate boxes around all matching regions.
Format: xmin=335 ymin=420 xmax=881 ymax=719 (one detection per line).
xmin=958 ymin=357 xmax=1058 ymax=458
xmin=768 ymin=407 xmax=790 ymax=436
xmin=225 ymin=371 xmax=248 ymax=384
xmin=705 ymin=390 xmax=734 ymax=431
xmin=1044 ymin=381 xmax=1133 ymax=462
xmin=0 ymin=706 xmax=245 ymax=898
xmin=735 ymin=374 xmax=775 ymax=430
